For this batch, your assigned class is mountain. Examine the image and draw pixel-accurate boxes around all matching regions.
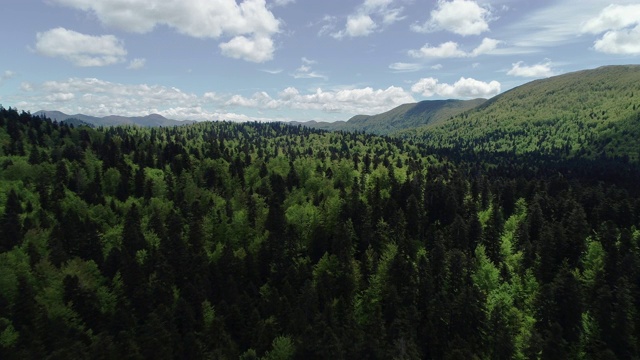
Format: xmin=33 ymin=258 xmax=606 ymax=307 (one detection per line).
xmin=292 ymin=98 xmax=486 ymax=135
xmin=33 ymin=110 xmax=196 ymax=127
xmin=403 ymin=65 xmax=640 ymax=162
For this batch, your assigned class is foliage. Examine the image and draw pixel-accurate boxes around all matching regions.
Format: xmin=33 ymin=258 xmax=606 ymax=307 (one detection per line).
xmin=0 ymin=101 xmax=639 ymax=358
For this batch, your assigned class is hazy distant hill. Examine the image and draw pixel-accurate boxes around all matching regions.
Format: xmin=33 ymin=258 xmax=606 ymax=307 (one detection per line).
xmin=34 ymin=110 xmax=196 ymax=127
xmin=404 ymin=65 xmax=640 ymax=161
xmin=292 ymin=98 xmax=486 ymax=135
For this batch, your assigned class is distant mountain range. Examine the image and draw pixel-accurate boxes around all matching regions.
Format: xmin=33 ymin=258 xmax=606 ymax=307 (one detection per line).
xmin=292 ymin=98 xmax=486 ymax=135
xmin=34 ymin=110 xmax=196 ymax=127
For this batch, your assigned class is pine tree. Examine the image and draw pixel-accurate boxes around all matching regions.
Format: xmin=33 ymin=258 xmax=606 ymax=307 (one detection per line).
xmin=0 ymin=189 xmax=22 ymax=252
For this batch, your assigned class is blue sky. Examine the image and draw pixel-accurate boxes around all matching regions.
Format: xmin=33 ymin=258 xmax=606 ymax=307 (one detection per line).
xmin=1 ymin=0 xmax=639 ymax=122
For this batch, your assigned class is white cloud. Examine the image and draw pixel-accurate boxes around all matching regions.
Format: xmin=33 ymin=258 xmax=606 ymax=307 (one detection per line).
xmin=412 ymin=0 xmax=491 ymax=36
xmin=582 ymin=4 xmax=640 ymax=54
xmin=21 ymin=82 xmax=34 ymax=92
xmin=409 ymin=41 xmax=466 ymax=58
xmin=292 ymin=58 xmax=327 ymax=79
xmin=333 ymin=14 xmax=376 ymax=38
xmin=50 ymin=0 xmax=280 ymax=62
xmin=317 ymin=15 xmax=338 ymax=36
xmin=507 ymin=60 xmax=555 ymax=78
xmin=272 ymin=0 xmax=294 ymax=7
xmin=218 ymin=86 xmax=416 ymax=114
xmin=0 ymin=70 xmax=15 ymax=85
xmin=431 ymin=64 xmax=443 ymax=70
xmin=593 ymin=26 xmax=640 ymax=54
xmin=408 ymin=37 xmax=499 ymax=59
xmin=389 ymin=62 xmax=423 ymax=72
xmin=219 ymin=34 xmax=275 ymax=62
xmin=34 ymin=27 xmax=127 ymax=66
xmin=470 ymin=37 xmax=501 ymax=56
xmin=331 ymin=0 xmax=405 ymax=38
xmin=46 ymin=92 xmax=75 ymax=102
xmin=274 ymin=85 xmax=416 ymax=114
xmin=302 ymin=57 xmax=316 ymax=65
xmin=216 ymin=86 xmax=416 ymax=114
xmin=31 ymin=77 xmax=199 ymax=116
xmin=411 ymin=77 xmax=500 ymax=98
xmin=582 ymin=4 xmax=640 ymax=34
xmin=261 ymin=69 xmax=283 ymax=74
xmin=127 ymin=58 xmax=146 ymax=70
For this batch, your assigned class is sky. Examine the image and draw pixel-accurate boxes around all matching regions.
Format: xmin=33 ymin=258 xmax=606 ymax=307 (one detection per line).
xmin=1 ymin=0 xmax=640 ymax=122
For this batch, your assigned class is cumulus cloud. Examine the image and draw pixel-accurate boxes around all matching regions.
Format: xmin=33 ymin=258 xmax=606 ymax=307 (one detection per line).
xmin=334 ymin=14 xmax=377 ymax=38
xmin=592 ymin=27 xmax=640 ymax=54
xmin=411 ymin=77 xmax=500 ymax=98
xmin=582 ymin=4 xmax=640 ymax=34
xmin=470 ymin=38 xmax=501 ymax=57
xmin=127 ymin=58 xmax=146 ymax=70
xmin=331 ymin=0 xmax=405 ymax=38
xmin=34 ymin=27 xmax=127 ymax=66
xmin=0 ymin=70 xmax=15 ymax=85
xmin=409 ymin=41 xmax=466 ymax=58
xmin=408 ymin=37 xmax=499 ymax=59
xmin=581 ymin=4 xmax=640 ymax=55
xmin=389 ymin=62 xmax=423 ymax=72
xmin=50 ymin=0 xmax=280 ymax=62
xmin=507 ymin=60 xmax=555 ymax=78
xmin=412 ymin=0 xmax=491 ymax=36
xmin=219 ymin=34 xmax=275 ymax=62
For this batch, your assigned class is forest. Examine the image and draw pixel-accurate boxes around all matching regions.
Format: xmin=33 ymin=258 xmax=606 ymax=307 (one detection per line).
xmin=0 ymin=105 xmax=639 ymax=359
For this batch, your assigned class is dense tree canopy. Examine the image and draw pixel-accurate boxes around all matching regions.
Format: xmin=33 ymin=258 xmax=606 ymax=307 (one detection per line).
xmin=0 ymin=105 xmax=639 ymax=359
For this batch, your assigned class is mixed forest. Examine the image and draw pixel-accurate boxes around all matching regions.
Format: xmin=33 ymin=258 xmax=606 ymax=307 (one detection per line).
xmin=1 ymin=67 xmax=640 ymax=359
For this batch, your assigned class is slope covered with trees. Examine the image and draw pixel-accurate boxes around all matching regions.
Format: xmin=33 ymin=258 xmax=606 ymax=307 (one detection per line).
xmin=403 ymin=65 xmax=640 ymax=162
xmin=0 ymin=104 xmax=639 ymax=359
xmin=34 ymin=111 xmax=196 ymax=127
xmin=294 ymin=98 xmax=485 ymax=135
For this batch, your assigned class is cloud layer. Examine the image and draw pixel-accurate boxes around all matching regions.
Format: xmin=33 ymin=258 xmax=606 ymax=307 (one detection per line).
xmin=15 ymin=77 xmax=419 ymax=121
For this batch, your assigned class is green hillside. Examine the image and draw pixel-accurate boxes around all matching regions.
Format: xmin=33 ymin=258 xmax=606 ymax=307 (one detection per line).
xmin=294 ymin=98 xmax=485 ymax=135
xmin=403 ymin=65 xmax=640 ymax=161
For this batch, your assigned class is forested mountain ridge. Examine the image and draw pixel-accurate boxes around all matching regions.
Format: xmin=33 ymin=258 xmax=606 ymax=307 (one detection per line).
xmin=292 ymin=98 xmax=485 ymax=135
xmin=1 ymin=104 xmax=639 ymax=359
xmin=34 ymin=110 xmax=196 ymax=127
xmin=403 ymin=65 xmax=640 ymax=162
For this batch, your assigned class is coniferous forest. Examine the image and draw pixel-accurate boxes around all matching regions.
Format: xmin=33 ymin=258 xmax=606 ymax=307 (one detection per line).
xmin=1 ymin=103 xmax=640 ymax=359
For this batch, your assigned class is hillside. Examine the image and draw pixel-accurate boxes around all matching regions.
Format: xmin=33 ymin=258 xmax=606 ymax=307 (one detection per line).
xmin=293 ymin=98 xmax=485 ymax=135
xmin=34 ymin=110 xmax=196 ymax=127
xmin=404 ymin=65 xmax=640 ymax=161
